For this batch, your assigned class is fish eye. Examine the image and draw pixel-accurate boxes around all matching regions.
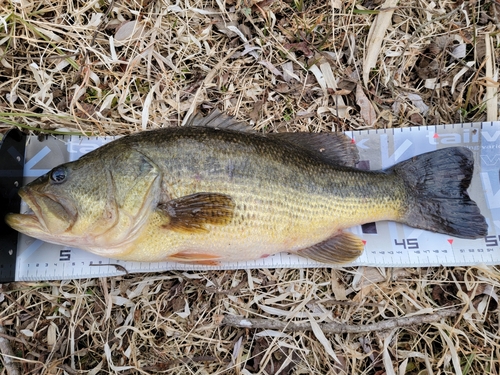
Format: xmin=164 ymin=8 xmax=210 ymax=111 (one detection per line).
xmin=50 ymin=166 xmax=67 ymax=184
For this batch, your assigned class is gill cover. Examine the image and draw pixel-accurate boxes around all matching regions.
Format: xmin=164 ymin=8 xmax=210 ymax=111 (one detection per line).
xmin=91 ymin=149 xmax=162 ymax=247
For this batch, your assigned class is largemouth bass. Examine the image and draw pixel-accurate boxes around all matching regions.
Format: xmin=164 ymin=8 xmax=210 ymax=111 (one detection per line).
xmin=5 ymin=112 xmax=488 ymax=265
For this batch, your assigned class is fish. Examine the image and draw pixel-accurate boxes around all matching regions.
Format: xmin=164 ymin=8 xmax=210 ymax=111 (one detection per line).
xmin=5 ymin=111 xmax=488 ymax=265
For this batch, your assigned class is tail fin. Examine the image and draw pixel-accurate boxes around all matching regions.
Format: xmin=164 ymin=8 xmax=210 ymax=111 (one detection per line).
xmin=389 ymin=147 xmax=487 ymax=239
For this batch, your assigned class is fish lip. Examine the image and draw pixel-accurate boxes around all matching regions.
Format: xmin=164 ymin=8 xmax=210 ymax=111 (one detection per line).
xmin=16 ymin=186 xmax=77 ymax=234
xmin=16 ymin=186 xmax=50 ymax=232
xmin=4 ymin=189 xmax=43 ymax=235
xmin=4 ymin=211 xmax=42 ymax=232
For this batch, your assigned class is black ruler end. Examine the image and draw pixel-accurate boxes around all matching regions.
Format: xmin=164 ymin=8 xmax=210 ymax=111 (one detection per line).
xmin=0 ymin=129 xmax=26 ymax=283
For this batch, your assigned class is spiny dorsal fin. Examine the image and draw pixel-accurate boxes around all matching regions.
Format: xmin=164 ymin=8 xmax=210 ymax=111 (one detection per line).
xmin=297 ymin=232 xmax=364 ymax=264
xmin=268 ymin=132 xmax=359 ymax=167
xmin=187 ymin=109 xmax=255 ymax=133
xmin=189 ymin=110 xmax=359 ymax=166
xmin=158 ymin=192 xmax=235 ymax=233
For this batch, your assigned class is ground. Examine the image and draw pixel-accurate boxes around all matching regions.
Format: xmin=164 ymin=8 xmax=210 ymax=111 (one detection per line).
xmin=0 ymin=0 xmax=499 ymax=373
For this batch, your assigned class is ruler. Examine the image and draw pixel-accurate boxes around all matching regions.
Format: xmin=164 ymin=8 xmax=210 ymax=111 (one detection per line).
xmin=1 ymin=122 xmax=499 ymax=281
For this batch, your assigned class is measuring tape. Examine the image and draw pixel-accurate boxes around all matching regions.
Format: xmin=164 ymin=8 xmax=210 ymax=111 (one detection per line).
xmin=1 ymin=122 xmax=499 ymax=281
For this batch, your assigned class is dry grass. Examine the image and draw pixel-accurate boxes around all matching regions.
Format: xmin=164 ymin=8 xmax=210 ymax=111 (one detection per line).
xmin=1 ymin=0 xmax=500 ymax=373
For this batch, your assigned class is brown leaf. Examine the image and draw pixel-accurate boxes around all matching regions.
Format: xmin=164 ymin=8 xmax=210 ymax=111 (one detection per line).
xmin=337 ymin=78 xmax=356 ymax=94
xmin=245 ymin=337 xmax=298 ymax=374
xmin=283 ymin=42 xmax=314 ymax=58
xmin=432 ymin=284 xmax=459 ymax=306
xmin=355 ymin=84 xmax=377 ymax=127
xmin=275 ymin=83 xmax=292 ymax=93
xmin=248 ymin=100 xmax=264 ymax=122
xmin=415 ymin=58 xmax=441 ymax=80
xmin=409 ymin=112 xmax=423 ymax=125
xmin=251 ymin=0 xmax=274 ymax=9
xmin=471 ymin=284 xmax=498 ymax=311
xmin=333 ymin=89 xmax=353 ymax=96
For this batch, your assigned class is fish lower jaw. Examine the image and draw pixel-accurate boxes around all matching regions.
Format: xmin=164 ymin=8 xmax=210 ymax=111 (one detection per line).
xmin=5 ymin=213 xmax=45 ymax=234
xmin=5 ymin=213 xmax=75 ymax=249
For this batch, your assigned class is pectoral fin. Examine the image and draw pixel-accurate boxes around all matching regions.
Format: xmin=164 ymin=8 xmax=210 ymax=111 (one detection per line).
xmin=297 ymin=232 xmax=364 ymax=264
xmin=158 ymin=192 xmax=235 ymax=233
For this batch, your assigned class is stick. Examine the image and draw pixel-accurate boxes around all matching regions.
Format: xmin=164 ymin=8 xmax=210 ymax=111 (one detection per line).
xmin=221 ymin=308 xmax=460 ymax=334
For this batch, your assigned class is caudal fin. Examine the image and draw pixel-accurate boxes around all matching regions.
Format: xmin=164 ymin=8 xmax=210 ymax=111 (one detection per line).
xmin=389 ymin=147 xmax=488 ymax=239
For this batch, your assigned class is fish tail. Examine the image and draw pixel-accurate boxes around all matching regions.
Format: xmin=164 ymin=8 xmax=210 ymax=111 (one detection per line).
xmin=390 ymin=147 xmax=488 ymax=239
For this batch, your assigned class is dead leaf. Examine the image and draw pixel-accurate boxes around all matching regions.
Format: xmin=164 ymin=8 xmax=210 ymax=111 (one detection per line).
xmin=250 ymin=0 xmax=275 ymax=10
xmin=282 ymin=61 xmax=300 ymax=82
xmin=275 ymin=82 xmax=292 ymax=93
xmin=471 ymin=284 xmax=499 ymax=312
xmin=115 ymin=20 xmax=145 ymax=41
xmin=363 ymin=0 xmax=399 ymax=86
xmin=248 ymin=100 xmax=264 ymax=122
xmin=245 ymin=337 xmax=298 ymax=374
xmin=415 ymin=58 xmax=441 ymax=80
xmin=258 ymin=60 xmax=282 ymax=77
xmin=431 ymin=270 xmax=464 ymax=306
xmin=337 ymin=78 xmax=356 ymax=93
xmin=407 ymin=93 xmax=429 ymax=114
xmin=409 ymin=112 xmax=423 ymax=125
xmin=283 ymin=42 xmax=314 ymax=58
xmin=356 ymin=84 xmax=377 ymax=126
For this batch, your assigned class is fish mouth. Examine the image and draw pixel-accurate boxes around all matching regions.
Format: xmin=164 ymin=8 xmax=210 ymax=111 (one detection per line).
xmin=5 ymin=186 xmax=77 ymax=236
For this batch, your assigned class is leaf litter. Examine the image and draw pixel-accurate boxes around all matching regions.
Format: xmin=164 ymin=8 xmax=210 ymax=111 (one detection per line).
xmin=1 ymin=0 xmax=500 ymax=374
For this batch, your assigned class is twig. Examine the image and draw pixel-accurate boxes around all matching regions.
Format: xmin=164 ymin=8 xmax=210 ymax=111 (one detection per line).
xmin=222 ymin=308 xmax=461 ymax=334
xmin=0 ymin=324 xmax=21 ymax=375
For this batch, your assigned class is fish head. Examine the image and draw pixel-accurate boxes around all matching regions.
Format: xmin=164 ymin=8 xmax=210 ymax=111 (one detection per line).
xmin=14 ymin=169 xmax=78 ymax=236
xmin=5 ymin=147 xmax=161 ymax=253
xmin=6 ymin=156 xmax=114 ymax=245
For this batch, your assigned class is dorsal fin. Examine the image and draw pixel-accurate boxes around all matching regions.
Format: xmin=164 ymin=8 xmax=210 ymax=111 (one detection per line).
xmin=187 ymin=109 xmax=255 ymax=133
xmin=188 ymin=110 xmax=359 ymax=167
xmin=268 ymin=132 xmax=359 ymax=167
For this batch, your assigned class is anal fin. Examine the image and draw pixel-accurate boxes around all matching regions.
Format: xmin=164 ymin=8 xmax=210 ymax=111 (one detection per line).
xmin=297 ymin=232 xmax=364 ymax=264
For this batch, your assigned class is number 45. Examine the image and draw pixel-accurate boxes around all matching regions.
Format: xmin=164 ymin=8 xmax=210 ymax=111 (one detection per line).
xmin=394 ymin=238 xmax=419 ymax=249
